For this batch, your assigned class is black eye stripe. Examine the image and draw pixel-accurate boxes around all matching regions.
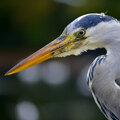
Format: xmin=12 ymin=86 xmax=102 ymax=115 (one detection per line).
xmin=74 ymin=14 xmax=115 ymax=29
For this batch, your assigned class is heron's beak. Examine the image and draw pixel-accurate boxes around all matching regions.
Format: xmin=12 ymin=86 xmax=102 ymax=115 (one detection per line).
xmin=5 ymin=34 xmax=76 ymax=76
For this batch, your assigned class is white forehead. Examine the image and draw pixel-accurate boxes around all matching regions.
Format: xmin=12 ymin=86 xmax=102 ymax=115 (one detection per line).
xmin=65 ymin=13 xmax=116 ymax=35
xmin=73 ymin=13 xmax=106 ymax=23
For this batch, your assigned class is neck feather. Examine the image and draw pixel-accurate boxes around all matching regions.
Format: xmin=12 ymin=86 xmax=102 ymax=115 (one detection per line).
xmin=91 ymin=43 xmax=120 ymax=119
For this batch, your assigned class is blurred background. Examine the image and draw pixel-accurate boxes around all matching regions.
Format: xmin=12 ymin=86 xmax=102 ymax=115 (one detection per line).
xmin=0 ymin=0 xmax=119 ymax=120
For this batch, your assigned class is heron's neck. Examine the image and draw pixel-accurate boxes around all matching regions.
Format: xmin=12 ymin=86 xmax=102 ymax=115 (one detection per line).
xmin=91 ymin=43 xmax=120 ymax=119
xmin=106 ymin=43 xmax=120 ymax=78
xmin=107 ymin=42 xmax=120 ymax=55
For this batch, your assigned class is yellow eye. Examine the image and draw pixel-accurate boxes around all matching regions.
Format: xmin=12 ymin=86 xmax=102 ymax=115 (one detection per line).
xmin=78 ymin=29 xmax=86 ymax=37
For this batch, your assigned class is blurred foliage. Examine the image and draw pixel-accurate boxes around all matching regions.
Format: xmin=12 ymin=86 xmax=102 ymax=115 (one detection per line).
xmin=0 ymin=0 xmax=119 ymax=120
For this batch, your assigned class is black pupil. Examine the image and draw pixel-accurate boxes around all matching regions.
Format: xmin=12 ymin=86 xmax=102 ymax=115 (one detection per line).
xmin=80 ymin=31 xmax=84 ymax=34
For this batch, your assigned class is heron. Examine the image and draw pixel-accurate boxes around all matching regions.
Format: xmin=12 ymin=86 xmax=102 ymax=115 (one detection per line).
xmin=5 ymin=13 xmax=120 ymax=120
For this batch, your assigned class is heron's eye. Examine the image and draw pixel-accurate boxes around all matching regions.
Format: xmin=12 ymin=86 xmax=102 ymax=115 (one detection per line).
xmin=78 ymin=29 xmax=86 ymax=37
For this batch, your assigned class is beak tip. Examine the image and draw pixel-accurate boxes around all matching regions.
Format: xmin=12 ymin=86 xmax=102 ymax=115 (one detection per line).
xmin=4 ymin=72 xmax=10 ymax=76
xmin=4 ymin=73 xmax=8 ymax=76
xmin=4 ymin=38 xmax=63 ymax=76
xmin=4 ymin=70 xmax=14 ymax=76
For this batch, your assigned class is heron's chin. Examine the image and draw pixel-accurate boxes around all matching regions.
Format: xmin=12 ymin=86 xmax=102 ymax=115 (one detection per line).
xmin=56 ymin=48 xmax=81 ymax=57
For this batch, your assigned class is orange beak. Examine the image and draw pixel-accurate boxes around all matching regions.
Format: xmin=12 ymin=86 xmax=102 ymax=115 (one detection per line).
xmin=5 ymin=35 xmax=68 ymax=76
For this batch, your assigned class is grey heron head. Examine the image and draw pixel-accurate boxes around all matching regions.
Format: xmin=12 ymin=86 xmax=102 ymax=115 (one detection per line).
xmin=56 ymin=13 xmax=119 ymax=57
xmin=5 ymin=13 xmax=120 ymax=75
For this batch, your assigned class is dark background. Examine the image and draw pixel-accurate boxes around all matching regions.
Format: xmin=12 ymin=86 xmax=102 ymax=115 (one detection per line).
xmin=0 ymin=0 xmax=119 ymax=120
